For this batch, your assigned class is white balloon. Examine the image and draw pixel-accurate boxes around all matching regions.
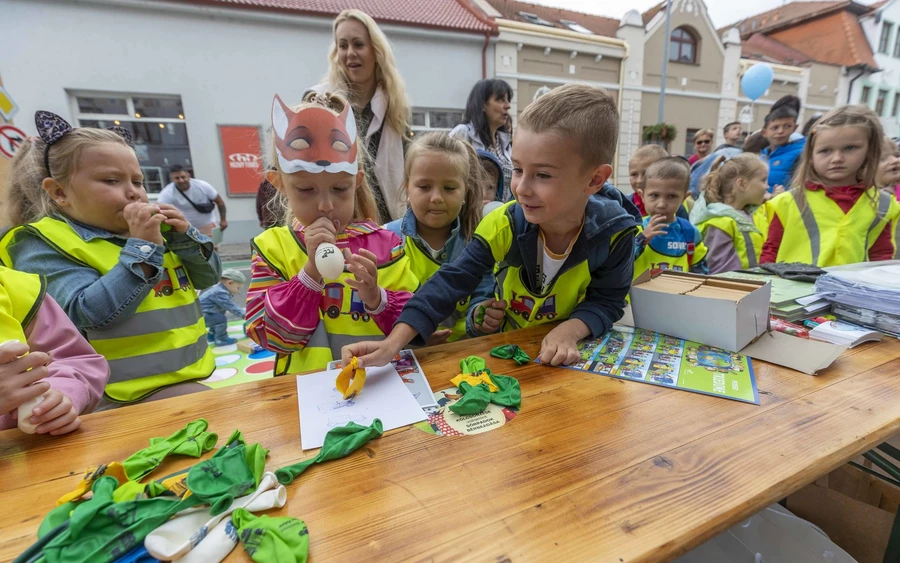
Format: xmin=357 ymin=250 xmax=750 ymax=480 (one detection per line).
xmin=315 ymin=242 xmax=345 ymax=279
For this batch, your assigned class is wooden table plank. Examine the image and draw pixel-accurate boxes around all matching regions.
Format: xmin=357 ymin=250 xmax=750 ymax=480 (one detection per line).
xmin=1 ymin=326 xmax=898 ymax=563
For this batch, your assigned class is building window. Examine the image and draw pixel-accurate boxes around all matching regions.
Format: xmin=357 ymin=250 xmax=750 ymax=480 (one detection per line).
xmin=894 ymin=31 xmax=900 ymax=57
xmin=410 ymin=108 xmax=464 ymax=133
xmin=74 ymin=94 xmax=190 ymax=194
xmin=876 ymin=89 xmax=889 ymax=116
xmin=670 ymin=27 xmax=698 ymax=64
xmin=861 ymin=85 xmax=872 ymax=105
xmin=893 ymin=93 xmax=900 ymax=117
xmin=684 ymin=128 xmax=699 ymax=156
xmin=559 ymin=19 xmax=593 ymax=34
xmin=879 ymin=22 xmax=894 ymax=54
xmin=517 ymin=12 xmax=554 ymax=27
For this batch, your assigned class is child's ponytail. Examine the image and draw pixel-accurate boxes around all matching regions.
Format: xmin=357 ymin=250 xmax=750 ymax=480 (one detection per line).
xmin=702 ymin=155 xmax=729 ymax=204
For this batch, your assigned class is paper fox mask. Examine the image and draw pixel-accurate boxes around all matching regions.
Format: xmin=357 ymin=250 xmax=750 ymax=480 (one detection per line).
xmin=271 ymin=94 xmax=358 ymax=175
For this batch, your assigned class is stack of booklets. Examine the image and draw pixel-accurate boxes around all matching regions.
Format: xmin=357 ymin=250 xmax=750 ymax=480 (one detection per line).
xmin=813 ymin=262 xmax=900 ymax=338
xmin=809 ymin=320 xmax=882 ymax=348
xmin=715 ymin=270 xmax=827 ymax=322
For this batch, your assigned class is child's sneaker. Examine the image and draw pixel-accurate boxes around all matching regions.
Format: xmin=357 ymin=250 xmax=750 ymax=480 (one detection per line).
xmin=214 ymin=337 xmax=238 ymax=346
xmin=207 ymin=333 xmax=215 ymax=343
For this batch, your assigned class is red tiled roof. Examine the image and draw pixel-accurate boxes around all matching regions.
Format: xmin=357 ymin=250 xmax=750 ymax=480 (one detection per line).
xmin=768 ymin=9 xmax=877 ymax=67
xmin=174 ymin=0 xmax=493 ymax=33
xmin=742 ymin=33 xmax=812 ymax=65
xmin=867 ymin=0 xmax=889 ymax=12
xmin=487 ymin=0 xmax=620 ymax=37
xmin=642 ymin=2 xmax=665 ymax=26
xmin=724 ymin=1 xmax=847 ymax=38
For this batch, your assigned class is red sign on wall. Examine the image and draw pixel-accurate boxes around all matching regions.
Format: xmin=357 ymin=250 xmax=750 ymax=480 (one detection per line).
xmin=218 ymin=125 xmax=263 ymax=197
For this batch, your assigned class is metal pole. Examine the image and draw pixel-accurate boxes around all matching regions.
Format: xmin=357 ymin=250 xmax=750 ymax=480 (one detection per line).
xmin=658 ymin=0 xmax=672 ymax=124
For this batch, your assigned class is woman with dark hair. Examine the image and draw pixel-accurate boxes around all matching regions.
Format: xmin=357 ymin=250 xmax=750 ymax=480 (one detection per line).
xmin=450 ymin=79 xmax=513 ymax=201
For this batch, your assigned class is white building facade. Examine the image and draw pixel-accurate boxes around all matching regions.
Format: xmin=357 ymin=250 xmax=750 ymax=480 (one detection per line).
xmin=859 ymin=0 xmax=900 ymax=138
xmin=2 ymin=0 xmax=493 ymax=243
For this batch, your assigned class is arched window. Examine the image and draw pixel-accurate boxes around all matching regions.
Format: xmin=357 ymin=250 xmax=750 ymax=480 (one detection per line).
xmin=670 ymin=27 xmax=698 ymax=64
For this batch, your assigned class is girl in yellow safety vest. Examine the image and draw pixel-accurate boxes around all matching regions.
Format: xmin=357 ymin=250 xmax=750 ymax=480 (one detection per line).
xmin=761 ymin=105 xmax=900 ymax=266
xmin=0 ymin=266 xmax=108 ymax=433
xmin=1 ymin=112 xmax=222 ymax=405
xmin=245 ymin=91 xmax=418 ymax=375
xmin=384 ymin=132 xmax=490 ymax=343
xmin=691 ymin=154 xmax=770 ymax=274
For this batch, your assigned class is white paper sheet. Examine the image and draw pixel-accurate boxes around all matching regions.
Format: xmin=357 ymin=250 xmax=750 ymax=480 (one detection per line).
xmin=326 ymin=349 xmax=437 ymax=409
xmin=295 ymin=364 xmax=427 ymax=450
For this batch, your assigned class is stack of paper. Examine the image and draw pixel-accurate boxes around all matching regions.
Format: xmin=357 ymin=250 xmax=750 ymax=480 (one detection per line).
xmin=715 ymin=270 xmax=826 ymax=321
xmin=809 ymin=320 xmax=882 ymax=348
xmin=815 ymin=262 xmax=900 ymax=336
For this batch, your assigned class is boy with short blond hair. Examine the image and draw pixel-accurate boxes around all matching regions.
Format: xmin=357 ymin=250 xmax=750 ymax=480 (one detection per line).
xmin=344 ymin=83 xmax=639 ymax=368
xmin=628 ymin=144 xmax=690 ymax=220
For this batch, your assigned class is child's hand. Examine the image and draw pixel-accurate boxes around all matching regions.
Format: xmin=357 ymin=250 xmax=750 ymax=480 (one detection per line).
xmin=342 ymin=339 xmax=403 ymax=369
xmin=301 ymin=217 xmax=338 ymax=281
xmin=0 ymin=341 xmax=50 ymax=416
xmin=771 ymin=184 xmax=785 ymax=196
xmin=125 ymin=202 xmax=167 ymax=245
xmin=344 ymin=249 xmax=381 ymax=311
xmin=474 ymin=299 xmax=507 ymax=334
xmin=426 ymin=329 xmax=453 ymax=346
xmin=538 ymin=319 xmax=590 ymax=366
xmin=23 ymin=389 xmax=81 ymax=435
xmin=642 ymin=215 xmax=669 ymax=243
xmin=156 ymin=203 xmax=190 ymax=233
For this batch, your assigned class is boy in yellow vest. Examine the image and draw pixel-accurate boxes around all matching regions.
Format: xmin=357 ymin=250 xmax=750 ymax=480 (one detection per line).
xmin=633 ymin=157 xmax=708 ymax=278
xmin=343 ymin=84 xmax=639 ymax=368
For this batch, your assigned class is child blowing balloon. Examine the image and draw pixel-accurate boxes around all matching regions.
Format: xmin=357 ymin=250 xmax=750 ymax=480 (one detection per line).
xmin=0 ymin=112 xmax=221 ymax=406
xmin=244 ymin=91 xmax=418 ymax=374
xmin=0 ymin=266 xmax=108 ymax=434
xmin=761 ymin=105 xmax=900 ymax=266
xmin=691 ymin=154 xmax=770 ymax=274
xmin=385 ymin=132 xmax=491 ymax=343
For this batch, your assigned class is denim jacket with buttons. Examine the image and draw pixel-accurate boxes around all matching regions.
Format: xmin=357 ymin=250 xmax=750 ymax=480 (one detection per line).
xmin=7 ymin=215 xmax=221 ymax=332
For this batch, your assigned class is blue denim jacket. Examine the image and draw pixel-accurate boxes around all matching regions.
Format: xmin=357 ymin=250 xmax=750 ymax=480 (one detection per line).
xmin=7 ymin=215 xmax=221 ymax=332
xmin=200 ymin=282 xmax=245 ymax=318
xmin=385 ymin=208 xmax=495 ymax=335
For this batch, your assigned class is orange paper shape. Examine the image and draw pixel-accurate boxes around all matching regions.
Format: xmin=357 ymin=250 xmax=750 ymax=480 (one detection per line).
xmin=335 ymin=357 xmax=367 ymax=400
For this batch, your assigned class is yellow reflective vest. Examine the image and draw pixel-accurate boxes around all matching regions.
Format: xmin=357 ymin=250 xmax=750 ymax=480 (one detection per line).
xmin=696 ymin=206 xmax=769 ymax=270
xmin=252 ymin=224 xmax=419 ymax=375
xmin=768 ymin=188 xmax=899 ymax=266
xmin=402 ymin=236 xmax=469 ymax=342
xmin=0 ymin=217 xmax=214 ymax=403
xmin=0 ymin=266 xmax=45 ymax=344
xmin=476 ymin=201 xmax=635 ymax=331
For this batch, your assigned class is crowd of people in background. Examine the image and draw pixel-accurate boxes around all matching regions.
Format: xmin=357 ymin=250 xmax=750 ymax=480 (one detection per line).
xmin=1 ymin=5 xmax=900 ymax=434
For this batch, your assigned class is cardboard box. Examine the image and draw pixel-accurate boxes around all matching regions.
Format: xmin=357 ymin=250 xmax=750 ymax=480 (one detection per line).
xmin=786 ymin=465 xmax=900 ymax=563
xmin=630 ymin=270 xmax=771 ymax=352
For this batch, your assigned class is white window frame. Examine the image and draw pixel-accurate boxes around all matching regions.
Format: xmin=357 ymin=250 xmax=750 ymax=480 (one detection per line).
xmin=410 ymin=108 xmax=464 ymax=133
xmin=69 ymin=91 xmax=189 ymax=197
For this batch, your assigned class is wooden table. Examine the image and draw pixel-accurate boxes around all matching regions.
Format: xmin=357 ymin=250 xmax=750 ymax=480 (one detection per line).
xmin=2 ymin=325 xmax=900 ymax=562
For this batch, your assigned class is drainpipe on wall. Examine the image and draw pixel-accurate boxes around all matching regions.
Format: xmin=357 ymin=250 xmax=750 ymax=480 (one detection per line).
xmin=847 ymin=65 xmax=866 ymax=104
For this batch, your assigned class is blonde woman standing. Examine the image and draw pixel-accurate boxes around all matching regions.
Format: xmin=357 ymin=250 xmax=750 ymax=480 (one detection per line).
xmin=308 ymin=9 xmax=411 ymax=223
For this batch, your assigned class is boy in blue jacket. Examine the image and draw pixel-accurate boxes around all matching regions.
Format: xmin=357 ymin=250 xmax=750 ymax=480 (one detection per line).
xmin=761 ymin=96 xmax=805 ymax=191
xmin=200 ymin=268 xmax=246 ymax=345
xmin=343 ymin=84 xmax=639 ymax=368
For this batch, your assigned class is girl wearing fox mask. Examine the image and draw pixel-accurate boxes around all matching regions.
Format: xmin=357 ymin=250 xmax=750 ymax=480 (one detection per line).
xmin=245 ymin=91 xmax=418 ymax=375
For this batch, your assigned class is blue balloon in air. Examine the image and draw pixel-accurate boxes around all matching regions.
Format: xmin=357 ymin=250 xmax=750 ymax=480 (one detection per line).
xmin=741 ymin=63 xmax=774 ymax=101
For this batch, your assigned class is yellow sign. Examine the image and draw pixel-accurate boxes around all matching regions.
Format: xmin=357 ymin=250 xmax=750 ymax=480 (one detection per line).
xmin=0 ymin=86 xmax=19 ymax=122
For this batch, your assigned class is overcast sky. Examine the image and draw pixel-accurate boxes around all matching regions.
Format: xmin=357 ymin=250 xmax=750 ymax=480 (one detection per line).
xmin=526 ymin=0 xmax=880 ymax=28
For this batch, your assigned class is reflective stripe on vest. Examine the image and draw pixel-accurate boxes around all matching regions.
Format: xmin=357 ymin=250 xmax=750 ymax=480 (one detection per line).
xmin=772 ymin=189 xmax=900 ymax=266
xmin=253 ymin=225 xmax=419 ymax=375
xmin=0 ymin=266 xmax=45 ymax=344
xmin=3 ymin=217 xmax=214 ymax=402
xmin=697 ymin=208 xmax=767 ymax=271
xmin=403 ymin=236 xmax=468 ymax=342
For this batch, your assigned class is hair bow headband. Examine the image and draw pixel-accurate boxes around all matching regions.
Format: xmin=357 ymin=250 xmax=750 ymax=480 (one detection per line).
xmin=34 ymin=110 xmax=134 ymax=178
